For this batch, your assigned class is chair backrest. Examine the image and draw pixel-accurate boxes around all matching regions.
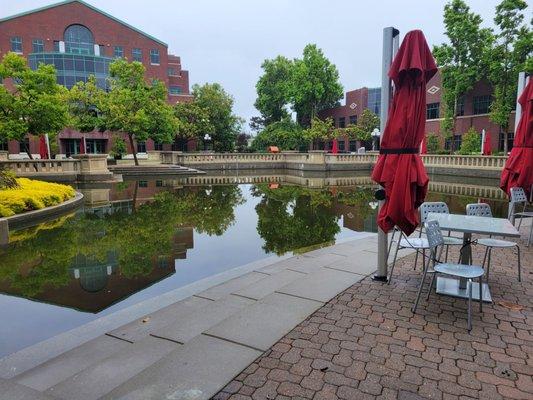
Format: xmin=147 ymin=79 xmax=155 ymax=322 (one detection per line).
xmin=510 ymin=187 xmax=527 ymax=203
xmin=420 ymin=202 xmax=450 ymax=224
xmin=466 ymin=203 xmax=492 ymax=217
xmin=424 ymin=220 xmax=444 ymax=249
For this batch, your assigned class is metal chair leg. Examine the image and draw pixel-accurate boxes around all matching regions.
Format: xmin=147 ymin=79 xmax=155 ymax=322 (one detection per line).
xmin=528 ymin=223 xmax=532 ymax=247
xmin=481 ymin=247 xmax=489 ymax=269
xmin=467 ymin=279 xmax=473 ymax=331
xmin=427 ymin=270 xmax=436 ymax=301
xmin=479 ymin=275 xmax=483 ymax=312
xmin=412 ymin=252 xmax=428 ymax=314
xmin=388 ymin=239 xmax=401 ymax=285
xmin=486 ymin=248 xmax=492 ymax=280
xmin=516 ymin=245 xmax=521 ymax=282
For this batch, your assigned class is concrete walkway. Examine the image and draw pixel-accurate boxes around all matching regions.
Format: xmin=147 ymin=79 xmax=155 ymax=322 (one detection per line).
xmin=0 ymin=233 xmax=415 ymax=400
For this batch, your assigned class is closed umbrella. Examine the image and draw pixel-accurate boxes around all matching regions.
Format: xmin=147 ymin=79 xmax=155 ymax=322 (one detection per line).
xmin=500 ymin=77 xmax=533 ymax=199
xmin=39 ymin=135 xmax=49 ymax=159
xmin=80 ymin=136 xmax=86 ymax=154
xmin=421 ymin=135 xmax=427 ymax=154
xmin=482 ymin=130 xmax=492 ymax=155
xmin=371 ymin=30 xmax=437 ymax=235
xmin=332 ymin=138 xmax=339 ymax=154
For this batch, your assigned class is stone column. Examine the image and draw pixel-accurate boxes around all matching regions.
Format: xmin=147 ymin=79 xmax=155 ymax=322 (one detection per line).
xmin=72 ymin=154 xmax=113 ymax=182
xmin=0 ymin=151 xmax=8 ymax=161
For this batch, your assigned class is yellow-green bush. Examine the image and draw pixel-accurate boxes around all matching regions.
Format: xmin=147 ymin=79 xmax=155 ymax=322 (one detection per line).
xmin=0 ymin=178 xmax=75 ymax=217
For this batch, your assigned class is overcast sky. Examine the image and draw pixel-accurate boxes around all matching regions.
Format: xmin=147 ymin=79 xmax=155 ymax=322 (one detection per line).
xmin=2 ymin=0 xmax=525 ymax=130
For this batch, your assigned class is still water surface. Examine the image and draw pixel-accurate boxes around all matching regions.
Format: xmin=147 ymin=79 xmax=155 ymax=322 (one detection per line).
xmin=0 ymin=177 xmax=507 ymax=357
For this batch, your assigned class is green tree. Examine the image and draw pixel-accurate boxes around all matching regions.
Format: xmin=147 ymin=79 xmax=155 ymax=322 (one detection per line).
xmin=250 ymin=118 xmax=306 ymax=152
xmin=290 ymin=45 xmax=344 ymax=127
xmin=433 ymin=0 xmax=494 ymax=151
xmin=426 ymin=133 xmax=442 ymax=153
xmin=488 ymin=0 xmax=532 ymax=154
xmin=303 ymin=117 xmax=335 ymax=146
xmin=174 ymin=101 xmax=214 ymax=143
xmin=103 ymin=59 xmax=178 ymax=165
xmin=458 ymin=127 xmax=481 ymax=154
xmin=343 ymin=109 xmax=380 ymax=142
xmin=192 ymin=83 xmax=242 ymax=152
xmin=254 ymin=56 xmax=293 ymax=124
xmin=67 ymin=75 xmax=106 ymax=133
xmin=0 ymin=52 xmax=68 ymax=158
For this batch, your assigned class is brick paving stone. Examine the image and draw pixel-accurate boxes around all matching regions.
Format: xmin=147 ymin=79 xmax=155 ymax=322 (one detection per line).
xmin=218 ymin=239 xmax=533 ymax=400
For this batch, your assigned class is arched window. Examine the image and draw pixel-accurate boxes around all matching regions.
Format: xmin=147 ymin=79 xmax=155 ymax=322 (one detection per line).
xmin=64 ymin=24 xmax=94 ymax=54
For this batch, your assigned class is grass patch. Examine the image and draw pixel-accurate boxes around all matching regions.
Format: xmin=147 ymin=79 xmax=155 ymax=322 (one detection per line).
xmin=0 ymin=178 xmax=75 ymax=217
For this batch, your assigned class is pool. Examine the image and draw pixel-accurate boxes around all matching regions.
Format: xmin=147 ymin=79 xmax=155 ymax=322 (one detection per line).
xmin=0 ymin=176 xmax=508 ymax=357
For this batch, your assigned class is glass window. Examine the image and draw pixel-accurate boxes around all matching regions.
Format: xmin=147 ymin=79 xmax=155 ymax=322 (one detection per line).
xmin=0 ymin=138 xmax=7 ymax=151
xmin=349 ymin=115 xmax=357 ymax=125
xmin=457 ymin=96 xmax=465 ymax=116
xmin=169 ymin=86 xmax=182 ymax=95
xmin=339 ymin=117 xmax=346 ymax=128
xmin=53 ymin=41 xmax=60 ymax=52
xmin=150 ymin=49 xmax=160 ymax=64
xmin=132 ymin=48 xmax=142 ymax=62
xmin=473 ymin=95 xmax=492 ymax=115
xmin=331 ymin=118 xmax=336 ymax=128
xmin=114 ymin=46 xmax=123 ymax=58
xmin=19 ymin=138 xmax=30 ymax=153
xmin=11 ymin=36 xmax=23 ymax=53
xmin=367 ymin=88 xmax=381 ymax=115
xmin=167 ymin=67 xmax=177 ymax=76
xmin=349 ymin=140 xmax=357 ymax=152
xmin=338 ymin=140 xmax=345 ymax=152
xmin=444 ymin=135 xmax=462 ymax=151
xmin=139 ymin=180 xmax=148 ymax=188
xmin=64 ymin=24 xmax=94 ymax=55
xmin=499 ymin=132 xmax=514 ymax=152
xmin=426 ymin=102 xmax=440 ymax=120
xmin=86 ymin=139 xmax=106 ymax=154
xmin=98 ymin=45 xmax=105 ymax=56
xmin=137 ymin=141 xmax=146 ymax=153
xmin=154 ymin=142 xmax=163 ymax=151
xmin=156 ymin=180 xmax=163 ymax=187
xmin=32 ymin=39 xmax=44 ymax=53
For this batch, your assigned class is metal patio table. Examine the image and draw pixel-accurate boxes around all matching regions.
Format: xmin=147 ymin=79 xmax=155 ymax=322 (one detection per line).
xmin=426 ymin=213 xmax=521 ymax=303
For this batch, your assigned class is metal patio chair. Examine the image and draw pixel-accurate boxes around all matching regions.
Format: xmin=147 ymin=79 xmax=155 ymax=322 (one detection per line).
xmin=413 ymin=220 xmax=484 ymax=331
xmin=509 ymin=187 xmax=533 ymax=247
xmin=466 ymin=203 xmax=521 ymax=281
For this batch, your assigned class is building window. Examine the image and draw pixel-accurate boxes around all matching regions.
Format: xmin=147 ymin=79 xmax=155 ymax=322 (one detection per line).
xmin=154 ymin=142 xmax=163 ymax=151
xmin=473 ymin=95 xmax=492 ymax=115
xmin=426 ymin=102 xmax=440 ymax=120
xmin=32 ymin=39 xmax=44 ymax=53
xmin=64 ymin=139 xmax=81 ymax=156
xmin=98 ymin=45 xmax=105 ymax=56
xmin=499 ymin=132 xmax=514 ymax=152
xmin=53 ymin=41 xmax=60 ymax=52
xmin=457 ymin=96 xmax=465 ymax=116
xmin=0 ymin=138 xmax=7 ymax=151
xmin=349 ymin=140 xmax=357 ymax=152
xmin=349 ymin=115 xmax=357 ymax=125
xmin=367 ymin=87 xmax=381 ymax=115
xmin=338 ymin=117 xmax=346 ymax=128
xmin=150 ymin=49 xmax=160 ymax=64
xmin=156 ymin=180 xmax=163 ymax=187
xmin=138 ymin=180 xmax=148 ymax=188
xmin=113 ymin=46 xmax=123 ymax=58
xmin=331 ymin=118 xmax=336 ymax=128
xmin=167 ymin=67 xmax=177 ymax=76
xmin=11 ymin=37 xmax=23 ymax=53
xmin=19 ymin=138 xmax=30 ymax=153
xmin=444 ymin=134 xmax=462 ymax=151
xmin=137 ymin=141 xmax=146 ymax=153
xmin=338 ymin=140 xmax=345 ymax=152
xmin=169 ymin=86 xmax=182 ymax=95
xmin=132 ymin=48 xmax=142 ymax=62
xmin=64 ymin=24 xmax=94 ymax=55
xmin=85 ymin=139 xmax=106 ymax=154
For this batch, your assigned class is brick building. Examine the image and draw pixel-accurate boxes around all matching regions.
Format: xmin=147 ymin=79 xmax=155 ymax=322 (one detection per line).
xmin=319 ymin=71 xmax=516 ymax=153
xmin=0 ymin=0 xmax=195 ymax=158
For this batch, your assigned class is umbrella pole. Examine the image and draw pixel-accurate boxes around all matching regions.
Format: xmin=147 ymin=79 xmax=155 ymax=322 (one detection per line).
xmin=374 ymin=26 xmax=400 ymax=282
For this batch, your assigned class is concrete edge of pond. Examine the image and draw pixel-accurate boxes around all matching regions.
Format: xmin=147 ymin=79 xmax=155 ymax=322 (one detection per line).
xmin=0 ymin=232 xmax=377 ymax=379
xmin=0 ymin=192 xmax=84 ymax=245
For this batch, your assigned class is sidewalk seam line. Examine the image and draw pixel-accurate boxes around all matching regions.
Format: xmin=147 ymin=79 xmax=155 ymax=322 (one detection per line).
xmin=104 ymin=333 xmax=134 ymax=344
xmin=200 ymin=333 xmax=265 ymax=353
xmin=149 ymin=334 xmax=184 ymax=345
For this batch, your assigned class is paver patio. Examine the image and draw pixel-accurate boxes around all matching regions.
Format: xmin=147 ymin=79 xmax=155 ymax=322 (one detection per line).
xmin=213 ymin=227 xmax=533 ymax=400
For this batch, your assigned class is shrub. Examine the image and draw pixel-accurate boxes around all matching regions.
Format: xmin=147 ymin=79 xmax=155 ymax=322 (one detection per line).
xmin=0 ymin=178 xmax=75 ymax=217
xmin=251 ymin=118 xmax=307 ymax=151
xmin=458 ymin=128 xmax=481 ymax=155
xmin=426 ymin=133 xmax=441 ymax=154
xmin=111 ymin=137 xmax=127 ymax=159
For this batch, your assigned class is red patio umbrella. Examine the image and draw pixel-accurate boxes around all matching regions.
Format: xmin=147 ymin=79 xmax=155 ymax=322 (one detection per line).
xmin=371 ymin=30 xmax=437 ymax=235
xmin=420 ymin=135 xmax=427 ymax=154
xmin=482 ymin=130 xmax=492 ymax=155
xmin=39 ymin=135 xmax=49 ymax=159
xmin=79 ymin=136 xmax=86 ymax=154
xmin=500 ymin=77 xmax=533 ymax=199
xmin=332 ymin=138 xmax=339 ymax=154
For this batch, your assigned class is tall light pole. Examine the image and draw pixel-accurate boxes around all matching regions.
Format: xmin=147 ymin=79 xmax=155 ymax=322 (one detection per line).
xmin=204 ymin=133 xmax=212 ymax=151
xmin=371 ymin=128 xmax=380 ymax=151
xmin=373 ymin=27 xmax=400 ymax=282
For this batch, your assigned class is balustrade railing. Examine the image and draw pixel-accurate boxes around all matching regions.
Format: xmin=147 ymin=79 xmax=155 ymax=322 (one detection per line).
xmin=0 ymin=159 xmax=79 ymax=175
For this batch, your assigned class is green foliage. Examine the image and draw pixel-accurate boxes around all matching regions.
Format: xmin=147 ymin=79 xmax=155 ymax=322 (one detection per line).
xmin=342 ymin=109 xmax=380 ymax=141
xmin=0 ymin=52 xmax=68 ymax=154
xmin=426 ymin=133 xmax=442 ymax=154
xmin=250 ymin=118 xmax=306 ymax=151
xmin=174 ymin=100 xmax=214 ymax=141
xmin=488 ymin=0 xmax=532 ymax=153
xmin=458 ymin=128 xmax=481 ymax=154
xmin=255 ymin=56 xmax=293 ymax=124
xmin=192 ymin=83 xmax=242 ymax=152
xmin=110 ymin=136 xmax=127 ymax=158
xmin=433 ymin=0 xmax=494 ymax=146
xmin=291 ymin=45 xmax=344 ymax=126
xmin=103 ymin=59 xmax=178 ymax=164
xmin=67 ymin=75 xmax=106 ymax=133
xmin=303 ymin=117 xmax=335 ymax=143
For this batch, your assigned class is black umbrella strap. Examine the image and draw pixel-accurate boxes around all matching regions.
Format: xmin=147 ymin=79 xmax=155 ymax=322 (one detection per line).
xmin=512 ymin=145 xmax=533 ymax=148
xmin=379 ymin=148 xmax=419 ymax=154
